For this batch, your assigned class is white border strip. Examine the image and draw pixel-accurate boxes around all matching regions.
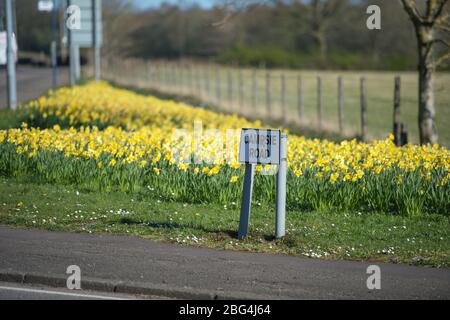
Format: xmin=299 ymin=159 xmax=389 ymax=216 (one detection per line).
xmin=0 ymin=285 xmax=130 ymax=300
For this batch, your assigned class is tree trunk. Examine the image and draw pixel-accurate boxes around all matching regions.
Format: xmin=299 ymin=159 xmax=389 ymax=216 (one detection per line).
xmin=417 ymin=26 xmax=438 ymax=145
xmin=313 ymin=31 xmax=327 ymax=62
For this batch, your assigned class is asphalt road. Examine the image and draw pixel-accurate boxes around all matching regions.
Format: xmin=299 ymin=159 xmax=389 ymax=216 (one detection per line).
xmin=0 ymin=282 xmax=160 ymax=300
xmin=0 ymin=226 xmax=449 ymax=299
xmin=0 ymin=65 xmax=68 ymax=109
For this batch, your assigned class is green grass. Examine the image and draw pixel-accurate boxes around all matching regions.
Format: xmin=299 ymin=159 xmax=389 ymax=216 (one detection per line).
xmin=105 ymin=61 xmax=450 ymax=147
xmin=1 ymin=142 xmax=448 ymax=217
xmin=0 ymin=108 xmax=25 ymax=130
xmin=1 ymin=176 xmax=448 ymax=268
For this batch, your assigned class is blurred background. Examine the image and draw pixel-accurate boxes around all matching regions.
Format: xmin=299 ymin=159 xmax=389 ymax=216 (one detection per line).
xmin=1 ymin=0 xmax=449 ymax=146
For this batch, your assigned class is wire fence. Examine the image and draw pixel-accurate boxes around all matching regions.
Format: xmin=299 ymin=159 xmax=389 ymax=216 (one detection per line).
xmin=101 ymin=58 xmax=450 ymax=146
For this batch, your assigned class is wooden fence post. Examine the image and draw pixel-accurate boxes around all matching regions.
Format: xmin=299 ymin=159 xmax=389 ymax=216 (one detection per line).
xmin=400 ymin=123 xmax=409 ymax=146
xmin=168 ymin=62 xmax=172 ymax=88
xmin=161 ymin=61 xmax=166 ymax=89
xmin=239 ymin=68 xmax=244 ymax=109
xmin=162 ymin=61 xmax=167 ymax=90
xmin=227 ymin=67 xmax=233 ymax=112
xmin=146 ymin=60 xmax=151 ymax=87
xmin=173 ymin=61 xmax=178 ymax=91
xmin=251 ymin=69 xmax=257 ymax=110
xmin=393 ymin=76 xmax=401 ymax=146
xmin=281 ymin=73 xmax=287 ymax=125
xmin=178 ymin=61 xmax=184 ymax=93
xmin=205 ymin=63 xmax=211 ymax=101
xmin=123 ymin=58 xmax=127 ymax=82
xmin=188 ymin=63 xmax=194 ymax=95
xmin=154 ymin=62 xmax=160 ymax=89
xmin=360 ymin=77 xmax=368 ymax=141
xmin=298 ymin=75 xmax=304 ymax=121
xmin=266 ymin=70 xmax=271 ymax=117
xmin=123 ymin=59 xmax=129 ymax=84
xmin=338 ymin=76 xmax=344 ymax=134
xmin=170 ymin=62 xmax=175 ymax=89
xmin=173 ymin=63 xmax=177 ymax=88
xmin=195 ymin=64 xmax=201 ymax=97
xmin=317 ymin=76 xmax=323 ymax=130
xmin=167 ymin=63 xmax=172 ymax=88
xmin=114 ymin=57 xmax=118 ymax=81
xmin=162 ymin=61 xmax=167 ymax=88
xmin=216 ymin=66 xmax=221 ymax=105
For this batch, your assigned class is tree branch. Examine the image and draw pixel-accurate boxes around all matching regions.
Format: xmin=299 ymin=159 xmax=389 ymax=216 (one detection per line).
xmin=322 ymin=0 xmax=343 ymax=19
xmin=400 ymin=0 xmax=425 ymax=24
xmin=435 ymin=51 xmax=450 ymax=66
xmin=210 ymin=0 xmax=271 ymax=28
xmin=432 ymin=39 xmax=450 ymax=47
xmin=211 ymin=3 xmax=236 ymax=28
xmin=435 ymin=12 xmax=450 ymax=30
xmin=430 ymin=0 xmax=449 ymax=23
xmin=436 ymin=23 xmax=450 ymax=31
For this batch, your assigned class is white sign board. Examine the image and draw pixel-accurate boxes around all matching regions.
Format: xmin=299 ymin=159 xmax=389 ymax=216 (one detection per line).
xmin=68 ymin=0 xmax=102 ymax=48
xmin=239 ymin=129 xmax=281 ymax=165
xmin=0 ymin=32 xmax=6 ymax=65
xmin=38 ymin=0 xmax=54 ymax=11
xmin=0 ymin=32 xmax=18 ymax=65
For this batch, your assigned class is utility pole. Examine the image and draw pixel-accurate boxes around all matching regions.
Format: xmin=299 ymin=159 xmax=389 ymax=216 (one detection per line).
xmin=67 ymin=0 xmax=79 ymax=86
xmin=67 ymin=0 xmax=74 ymax=85
xmin=92 ymin=0 xmax=100 ymax=80
xmin=51 ymin=0 xmax=58 ymax=87
xmin=5 ymin=0 xmax=17 ymax=109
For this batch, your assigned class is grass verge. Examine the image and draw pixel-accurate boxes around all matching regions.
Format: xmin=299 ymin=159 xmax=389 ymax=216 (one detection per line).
xmin=0 ymin=176 xmax=448 ymax=268
xmin=0 ymin=108 xmax=25 ymax=130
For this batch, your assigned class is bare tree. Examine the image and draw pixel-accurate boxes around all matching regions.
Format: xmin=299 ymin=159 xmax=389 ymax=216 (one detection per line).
xmin=309 ymin=0 xmax=346 ymax=62
xmin=102 ymin=0 xmax=144 ymax=59
xmin=211 ymin=0 xmax=269 ymax=28
xmin=400 ymin=0 xmax=450 ymax=144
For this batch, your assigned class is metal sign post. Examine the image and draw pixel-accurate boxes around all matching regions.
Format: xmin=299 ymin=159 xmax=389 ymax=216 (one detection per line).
xmin=68 ymin=26 xmax=77 ymax=85
xmin=276 ymin=133 xmax=287 ymax=238
xmin=66 ymin=0 xmax=77 ymax=85
xmin=66 ymin=0 xmax=102 ymax=85
xmin=238 ymin=163 xmax=255 ymax=240
xmin=238 ymin=129 xmax=287 ymax=240
xmin=38 ymin=0 xmax=58 ymax=87
xmin=5 ymin=0 xmax=17 ymax=109
xmin=92 ymin=0 xmax=100 ymax=80
xmin=51 ymin=0 xmax=58 ymax=87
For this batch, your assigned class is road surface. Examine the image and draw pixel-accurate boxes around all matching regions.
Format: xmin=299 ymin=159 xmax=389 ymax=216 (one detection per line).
xmin=0 ymin=65 xmax=68 ymax=109
xmin=0 ymin=282 xmax=161 ymax=300
xmin=0 ymin=226 xmax=449 ymax=300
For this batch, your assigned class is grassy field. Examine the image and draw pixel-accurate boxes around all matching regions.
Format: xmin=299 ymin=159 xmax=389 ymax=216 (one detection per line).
xmin=105 ymin=60 xmax=450 ymax=147
xmin=1 ymin=176 xmax=449 ymax=267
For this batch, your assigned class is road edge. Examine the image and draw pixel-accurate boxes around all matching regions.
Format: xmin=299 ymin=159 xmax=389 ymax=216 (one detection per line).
xmin=0 ymin=270 xmax=277 ymax=300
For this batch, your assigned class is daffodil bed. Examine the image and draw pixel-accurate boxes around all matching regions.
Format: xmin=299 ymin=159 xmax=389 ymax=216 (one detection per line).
xmin=0 ymin=82 xmax=448 ymax=217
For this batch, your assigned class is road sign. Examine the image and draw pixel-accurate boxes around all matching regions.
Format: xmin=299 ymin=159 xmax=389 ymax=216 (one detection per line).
xmin=66 ymin=0 xmax=102 ymax=84
xmin=0 ymin=32 xmax=17 ymax=65
xmin=0 ymin=32 xmax=6 ymax=65
xmin=4 ymin=0 xmax=17 ymax=109
xmin=38 ymin=0 xmax=54 ymax=11
xmin=68 ymin=0 xmax=102 ymax=48
xmin=238 ymin=129 xmax=281 ymax=165
xmin=237 ymin=129 xmax=287 ymax=240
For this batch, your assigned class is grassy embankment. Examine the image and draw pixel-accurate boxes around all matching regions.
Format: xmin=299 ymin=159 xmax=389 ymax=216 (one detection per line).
xmin=0 ymin=84 xmax=448 ymax=268
xmin=1 ymin=176 xmax=448 ymax=267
